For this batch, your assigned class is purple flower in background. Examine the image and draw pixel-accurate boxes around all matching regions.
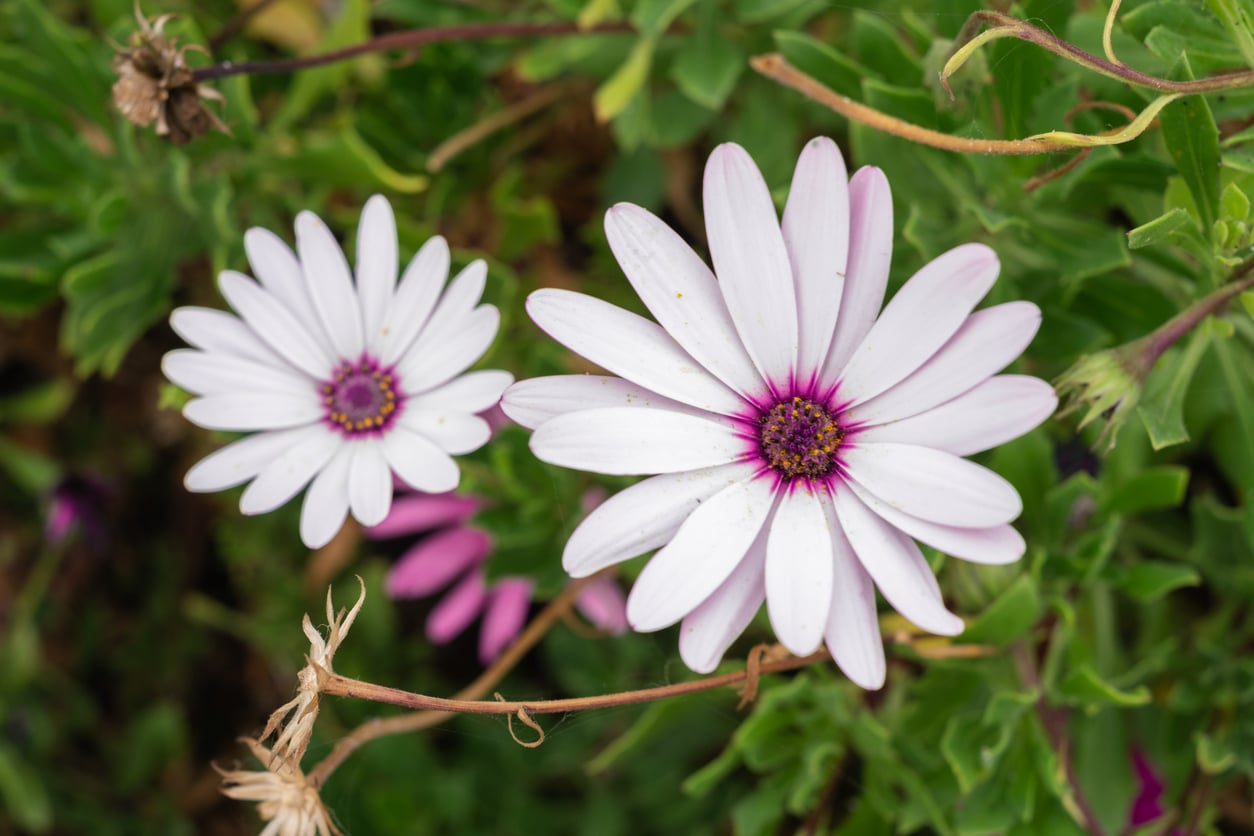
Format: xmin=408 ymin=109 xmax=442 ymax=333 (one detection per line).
xmin=1129 ymin=747 xmax=1167 ymax=828
xmin=44 ymin=476 xmax=108 ymax=547
xmin=367 ymin=490 xmax=627 ymax=664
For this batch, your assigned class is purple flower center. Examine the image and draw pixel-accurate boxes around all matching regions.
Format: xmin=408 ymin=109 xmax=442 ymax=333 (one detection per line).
xmin=320 ymin=358 xmax=402 ymax=436
xmin=758 ymin=396 xmax=844 ymax=479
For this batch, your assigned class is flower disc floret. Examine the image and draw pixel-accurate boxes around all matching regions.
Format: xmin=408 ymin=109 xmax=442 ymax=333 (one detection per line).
xmin=321 ymin=358 xmax=401 ymax=435
xmin=758 ymin=396 xmax=844 ymax=480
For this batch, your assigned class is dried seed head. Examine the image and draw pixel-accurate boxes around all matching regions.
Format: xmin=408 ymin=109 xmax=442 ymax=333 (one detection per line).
xmin=111 ymin=3 xmax=227 ymax=144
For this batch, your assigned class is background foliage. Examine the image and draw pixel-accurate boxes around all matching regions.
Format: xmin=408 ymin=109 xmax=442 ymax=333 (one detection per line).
xmin=3 ymin=0 xmax=1254 ymax=833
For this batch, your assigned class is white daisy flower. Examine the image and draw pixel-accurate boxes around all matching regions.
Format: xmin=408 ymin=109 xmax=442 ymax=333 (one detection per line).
xmin=164 ymin=196 xmax=512 ymax=548
xmin=501 ymin=139 xmax=1057 ymax=689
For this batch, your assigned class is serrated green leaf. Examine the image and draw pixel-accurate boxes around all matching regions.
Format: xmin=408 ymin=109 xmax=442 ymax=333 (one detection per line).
xmin=1121 ymin=561 xmax=1201 ymax=601
xmin=1157 ymin=55 xmax=1221 ymax=234
xmin=1127 ymin=207 xmax=1193 ymax=249
xmin=1105 ymin=466 xmax=1190 ymax=513
xmin=1058 ymin=665 xmax=1150 ymax=710
xmin=960 ymin=575 xmax=1042 ymax=645
xmin=594 ymin=36 xmax=655 ymax=122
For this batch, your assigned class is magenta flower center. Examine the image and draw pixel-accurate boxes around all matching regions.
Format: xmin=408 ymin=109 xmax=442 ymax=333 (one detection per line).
xmin=758 ymin=396 xmax=844 ymax=479
xmin=320 ymin=358 xmax=402 ymax=436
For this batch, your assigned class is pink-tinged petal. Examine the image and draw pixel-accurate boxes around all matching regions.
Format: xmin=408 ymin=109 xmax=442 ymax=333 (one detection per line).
xmin=295 ymin=210 xmax=365 ymax=361
xmin=377 ymin=237 xmax=451 ymax=366
xmin=831 ymin=485 xmax=964 ymax=636
xmin=563 ymin=461 xmax=756 ymax=577
xmin=526 ymin=289 xmax=746 ymax=416
xmin=386 ymin=527 xmax=492 ymax=597
xmin=857 ymin=376 xmax=1058 ymax=457
xmin=397 ymin=305 xmax=500 ymax=394
xmin=348 ymin=439 xmax=393 ymax=527
xmin=218 ymin=270 xmax=334 ymax=378
xmin=185 ymin=426 xmax=312 ymax=493
xmin=479 ymin=578 xmax=534 ymax=663
xmin=184 ymin=392 xmax=322 ymax=431
xmin=356 ymin=195 xmax=398 ymax=357
xmin=604 ymin=202 xmax=766 ymax=401
xmin=703 ymin=143 xmax=798 ymax=389
xmin=299 ymin=445 xmax=354 ymax=549
xmin=822 ymin=497 xmax=885 ymax=689
xmin=501 ymin=375 xmax=709 ymax=430
xmin=244 ymin=227 xmax=330 ymax=348
xmin=627 ymin=475 xmax=777 ymax=632
xmin=843 ymin=441 xmax=1022 ymax=527
xmin=400 ymin=411 xmax=490 ymax=456
xmin=820 ymin=167 xmax=893 ymax=385
xmin=169 ymin=307 xmax=285 ymax=367
xmin=162 ymin=349 xmax=312 ymax=397
xmin=530 ymin=407 xmax=747 ymax=476
xmin=407 ymin=370 xmax=514 ymax=415
xmin=782 ymin=137 xmax=849 ymax=384
xmin=366 ymin=493 xmax=479 ymax=540
xmin=238 ymin=428 xmax=339 ymax=514
xmin=426 ymin=570 xmax=487 ymax=644
xmin=381 ymin=427 xmax=460 ymax=493
xmin=852 ymin=302 xmax=1042 ymax=426
xmin=837 ymin=243 xmax=999 ymax=406
xmin=679 ymin=528 xmax=767 ymax=674
xmin=847 ymin=480 xmax=1025 ymax=565
xmin=765 ymin=487 xmax=833 ymax=655
xmin=575 ymin=576 xmax=629 ymax=634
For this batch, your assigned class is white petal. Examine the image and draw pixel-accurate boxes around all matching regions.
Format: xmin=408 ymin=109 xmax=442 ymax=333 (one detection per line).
xmin=300 ymin=445 xmax=353 ymax=548
xmin=530 ymin=407 xmax=748 ymax=476
xmin=848 ymin=480 xmax=1025 ymax=565
xmin=526 ymin=288 xmax=746 ymax=416
xmin=400 ymin=411 xmax=491 ymax=455
xmin=381 ymin=427 xmax=460 ymax=493
xmin=407 ymin=370 xmax=514 ymax=415
xmin=843 ymin=442 xmax=1022 ymax=528
xmin=356 ymin=195 xmax=398 ymax=357
xmin=821 ymin=166 xmax=893 ymax=385
xmin=857 ymin=375 xmax=1058 ymax=457
xmin=563 ymin=461 xmax=756 ymax=577
xmin=397 ymin=306 xmax=500 ymax=394
xmin=239 ymin=428 xmax=340 ymax=514
xmin=377 ymin=237 xmax=451 ymax=365
xmin=184 ymin=427 xmax=313 ymax=493
xmin=679 ymin=529 xmax=767 ymax=674
xmin=168 ymin=307 xmax=284 ymax=367
xmin=831 ymin=484 xmax=964 ymax=636
xmin=822 ymin=497 xmax=886 ymax=689
xmin=627 ymin=475 xmax=777 ymax=631
xmin=501 ymin=375 xmax=716 ymax=430
xmin=604 ymin=202 xmax=766 ymax=401
xmin=244 ymin=227 xmax=329 ymax=348
xmin=852 ymin=302 xmax=1042 ymax=426
xmin=765 ymin=488 xmax=832 ymax=655
xmin=184 ymin=393 xmax=322 ymax=431
xmin=218 ymin=270 xmax=333 ymax=379
xmin=836 ymin=243 xmax=999 ymax=406
xmin=703 ymin=143 xmax=798 ymax=389
xmin=348 ymin=439 xmax=393 ymax=526
xmin=782 ymin=137 xmax=849 ymax=385
xmin=162 ymin=349 xmax=312 ymax=397
xmin=295 ymin=210 xmax=365 ymax=361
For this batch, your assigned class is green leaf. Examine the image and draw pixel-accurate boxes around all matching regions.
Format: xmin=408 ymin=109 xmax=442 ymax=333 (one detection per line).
xmin=1057 ymin=665 xmax=1150 ymax=710
xmin=1221 ymin=181 xmax=1252 ymax=219
xmin=1127 ymin=207 xmax=1193 ymax=249
xmin=773 ymin=30 xmax=866 ymax=99
xmin=271 ymin=125 xmax=428 ymax=193
xmin=1157 ymin=54 xmax=1222 ymax=233
xmin=1121 ymin=561 xmax=1202 ymax=601
xmin=1105 ymin=466 xmax=1190 ymax=513
xmin=960 ymin=575 xmax=1042 ymax=646
xmin=1242 ymin=290 xmax=1254 ymax=318
xmin=631 ymin=0 xmax=697 ymax=33
xmin=0 ymin=744 xmax=51 ymax=832
xmin=1206 ymin=0 xmax=1254 ymax=69
xmin=1139 ymin=326 xmax=1212 ymax=449
xmin=269 ymin=0 xmax=375 ymax=131
xmin=671 ymin=18 xmax=743 ymax=109
xmin=1196 ymin=731 xmax=1238 ymax=773
xmin=594 ymin=36 xmax=655 ymax=122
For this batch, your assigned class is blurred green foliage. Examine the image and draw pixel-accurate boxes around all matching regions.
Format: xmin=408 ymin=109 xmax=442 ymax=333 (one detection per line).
xmin=4 ymin=0 xmax=1254 ymax=833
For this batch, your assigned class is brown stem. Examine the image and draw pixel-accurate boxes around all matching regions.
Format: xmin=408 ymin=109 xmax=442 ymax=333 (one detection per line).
xmin=948 ymin=10 xmax=1254 ymax=96
xmin=427 ymin=81 xmax=577 ymax=172
xmin=1140 ymin=258 xmax=1254 ymax=371
xmin=191 ymin=21 xmax=634 ymax=83
xmin=306 ymin=574 xmax=595 ymax=787
xmin=1013 ymin=642 xmax=1107 ymax=836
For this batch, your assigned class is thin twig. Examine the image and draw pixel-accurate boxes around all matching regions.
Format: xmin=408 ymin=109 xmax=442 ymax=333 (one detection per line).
xmin=427 ymin=82 xmax=578 ymax=172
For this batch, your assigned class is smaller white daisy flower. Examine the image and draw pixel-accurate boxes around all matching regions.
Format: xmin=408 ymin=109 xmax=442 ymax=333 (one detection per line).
xmin=164 ymin=196 xmax=512 ymax=548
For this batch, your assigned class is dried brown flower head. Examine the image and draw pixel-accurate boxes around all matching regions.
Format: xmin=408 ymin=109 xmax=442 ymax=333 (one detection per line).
xmin=111 ymin=3 xmax=227 ymax=144
xmin=218 ymin=738 xmax=343 ymax=836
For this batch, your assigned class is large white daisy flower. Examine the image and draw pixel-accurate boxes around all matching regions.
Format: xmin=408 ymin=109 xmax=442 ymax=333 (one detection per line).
xmin=501 ymin=139 xmax=1057 ymax=689
xmin=164 ymin=196 xmax=512 ymax=549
